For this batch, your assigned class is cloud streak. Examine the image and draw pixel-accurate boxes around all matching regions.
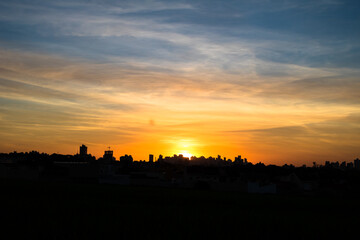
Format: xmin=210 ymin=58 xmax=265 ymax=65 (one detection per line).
xmin=0 ymin=0 xmax=360 ymax=163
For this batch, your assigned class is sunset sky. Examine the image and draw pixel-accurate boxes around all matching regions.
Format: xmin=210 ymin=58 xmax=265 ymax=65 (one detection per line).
xmin=1 ymin=0 xmax=360 ymax=165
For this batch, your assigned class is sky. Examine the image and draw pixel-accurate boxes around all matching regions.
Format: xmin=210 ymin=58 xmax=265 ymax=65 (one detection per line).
xmin=0 ymin=0 xmax=360 ymax=165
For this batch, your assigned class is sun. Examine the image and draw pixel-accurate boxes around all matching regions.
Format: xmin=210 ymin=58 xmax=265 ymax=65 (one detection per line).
xmin=179 ymin=152 xmax=192 ymax=159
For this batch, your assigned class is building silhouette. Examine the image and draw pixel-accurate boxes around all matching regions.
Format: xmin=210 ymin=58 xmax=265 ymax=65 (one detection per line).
xmin=120 ymin=154 xmax=133 ymax=165
xmin=80 ymin=144 xmax=87 ymax=156
xmin=354 ymin=158 xmax=360 ymax=169
xmin=103 ymin=148 xmax=115 ymax=162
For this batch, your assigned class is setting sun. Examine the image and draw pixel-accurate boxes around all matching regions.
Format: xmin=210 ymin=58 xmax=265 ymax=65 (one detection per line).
xmin=179 ymin=152 xmax=193 ymax=159
xmin=0 ymin=0 xmax=359 ymax=167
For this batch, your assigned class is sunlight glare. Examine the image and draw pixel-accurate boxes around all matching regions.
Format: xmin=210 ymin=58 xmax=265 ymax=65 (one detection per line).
xmin=179 ymin=152 xmax=192 ymax=159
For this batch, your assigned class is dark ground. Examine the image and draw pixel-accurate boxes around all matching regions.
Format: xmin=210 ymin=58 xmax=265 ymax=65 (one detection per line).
xmin=0 ymin=179 xmax=358 ymax=239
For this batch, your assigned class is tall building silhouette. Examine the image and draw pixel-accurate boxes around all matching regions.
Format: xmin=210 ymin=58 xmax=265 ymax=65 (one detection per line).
xmin=149 ymin=154 xmax=154 ymax=163
xmin=80 ymin=144 xmax=87 ymax=156
xmin=354 ymin=158 xmax=360 ymax=169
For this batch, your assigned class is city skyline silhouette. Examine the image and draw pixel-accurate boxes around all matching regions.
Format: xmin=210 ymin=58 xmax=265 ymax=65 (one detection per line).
xmin=1 ymin=143 xmax=360 ymax=198
xmin=1 ymin=1 xmax=360 ymax=238
xmin=1 ymin=1 xmax=360 ymax=167
xmin=2 ymin=143 xmax=360 ymax=168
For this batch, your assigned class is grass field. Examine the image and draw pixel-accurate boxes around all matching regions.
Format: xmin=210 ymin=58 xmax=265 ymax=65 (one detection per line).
xmin=0 ymin=179 xmax=358 ymax=239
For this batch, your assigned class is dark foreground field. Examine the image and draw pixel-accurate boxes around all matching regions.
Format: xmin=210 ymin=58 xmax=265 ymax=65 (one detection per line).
xmin=1 ymin=179 xmax=358 ymax=239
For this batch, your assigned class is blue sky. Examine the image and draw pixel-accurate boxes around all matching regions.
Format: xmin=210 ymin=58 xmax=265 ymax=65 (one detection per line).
xmin=0 ymin=0 xmax=360 ymax=164
xmin=1 ymin=0 xmax=359 ymax=68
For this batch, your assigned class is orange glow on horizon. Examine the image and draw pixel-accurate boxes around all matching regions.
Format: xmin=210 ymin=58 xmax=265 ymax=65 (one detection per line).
xmin=179 ymin=152 xmax=192 ymax=159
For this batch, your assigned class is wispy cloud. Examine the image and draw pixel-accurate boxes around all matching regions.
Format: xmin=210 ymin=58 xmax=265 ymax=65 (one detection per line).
xmin=257 ymin=76 xmax=360 ymax=105
xmin=224 ymin=113 xmax=360 ymax=164
xmin=0 ymin=0 xmax=360 ymax=162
